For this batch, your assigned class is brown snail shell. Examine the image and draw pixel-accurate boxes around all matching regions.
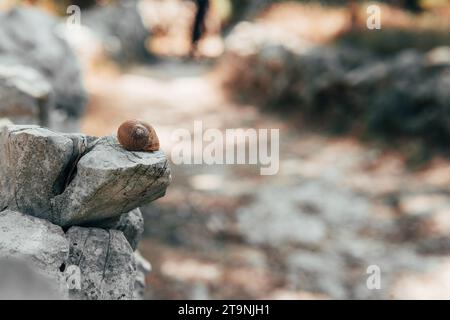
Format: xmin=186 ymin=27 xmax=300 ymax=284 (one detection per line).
xmin=117 ymin=120 xmax=160 ymax=152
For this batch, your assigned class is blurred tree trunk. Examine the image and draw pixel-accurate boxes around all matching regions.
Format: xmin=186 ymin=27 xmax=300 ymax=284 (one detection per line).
xmin=348 ymin=0 xmax=358 ymax=30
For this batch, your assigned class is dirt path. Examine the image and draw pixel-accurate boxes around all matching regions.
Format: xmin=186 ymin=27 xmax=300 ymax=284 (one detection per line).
xmin=81 ymin=60 xmax=450 ymax=299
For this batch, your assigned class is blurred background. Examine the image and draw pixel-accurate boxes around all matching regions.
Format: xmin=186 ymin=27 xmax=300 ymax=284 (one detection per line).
xmin=1 ymin=0 xmax=450 ymax=299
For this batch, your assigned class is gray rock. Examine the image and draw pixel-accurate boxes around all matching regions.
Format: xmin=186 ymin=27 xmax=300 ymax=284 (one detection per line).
xmin=0 ymin=64 xmax=52 ymax=127
xmin=0 ymin=258 xmax=64 ymax=300
xmin=82 ymin=1 xmax=151 ymax=63
xmin=65 ymin=226 xmax=136 ymax=300
xmin=52 ymin=135 xmax=171 ymax=227
xmin=95 ymin=208 xmax=145 ymax=251
xmin=0 ymin=6 xmax=87 ymax=119
xmin=0 ymin=124 xmax=168 ymax=299
xmin=0 ymin=125 xmax=89 ymax=221
xmin=133 ymin=251 xmax=152 ymax=300
xmin=0 ymin=126 xmax=170 ymax=228
xmin=0 ymin=210 xmax=69 ymax=290
xmin=114 ymin=208 xmax=145 ymax=251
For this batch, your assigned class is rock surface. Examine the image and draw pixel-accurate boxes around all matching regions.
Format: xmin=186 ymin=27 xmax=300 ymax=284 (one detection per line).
xmin=0 ymin=6 xmax=87 ymax=128
xmin=0 ymin=125 xmax=88 ymax=221
xmin=82 ymin=0 xmax=151 ymax=63
xmin=0 ymin=209 xmax=152 ymax=300
xmin=116 ymin=208 xmax=145 ymax=251
xmin=0 ymin=258 xmax=64 ymax=300
xmin=96 ymin=208 xmax=145 ymax=251
xmin=0 ymin=122 xmax=171 ymax=300
xmin=52 ymin=136 xmax=171 ymax=227
xmin=0 ymin=123 xmax=170 ymax=299
xmin=134 ymin=250 xmax=152 ymax=300
xmin=65 ymin=227 xmax=136 ymax=300
xmin=0 ymin=126 xmax=171 ymax=227
xmin=0 ymin=210 xmax=69 ymax=287
xmin=0 ymin=64 xmax=52 ymax=126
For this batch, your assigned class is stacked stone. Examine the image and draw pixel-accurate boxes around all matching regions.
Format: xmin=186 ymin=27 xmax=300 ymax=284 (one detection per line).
xmin=0 ymin=124 xmax=171 ymax=300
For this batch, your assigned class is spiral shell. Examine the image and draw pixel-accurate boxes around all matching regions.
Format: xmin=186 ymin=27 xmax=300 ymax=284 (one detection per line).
xmin=117 ymin=120 xmax=160 ymax=152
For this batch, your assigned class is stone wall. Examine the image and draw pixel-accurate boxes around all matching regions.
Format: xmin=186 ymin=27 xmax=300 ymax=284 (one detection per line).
xmin=222 ymin=22 xmax=450 ymax=144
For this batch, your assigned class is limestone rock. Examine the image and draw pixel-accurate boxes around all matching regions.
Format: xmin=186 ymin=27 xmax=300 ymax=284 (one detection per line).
xmin=82 ymin=1 xmax=151 ymax=63
xmin=0 ymin=124 xmax=170 ymax=299
xmin=0 ymin=210 xmax=69 ymax=288
xmin=0 ymin=125 xmax=89 ymax=221
xmin=65 ymin=226 xmax=136 ymax=300
xmin=95 ymin=208 xmax=145 ymax=251
xmin=0 ymin=126 xmax=170 ymax=228
xmin=52 ymin=135 xmax=171 ymax=227
xmin=0 ymin=6 xmax=87 ymax=120
xmin=133 ymin=250 xmax=152 ymax=300
xmin=0 ymin=258 xmax=64 ymax=300
xmin=114 ymin=208 xmax=145 ymax=251
xmin=0 ymin=64 xmax=52 ymax=127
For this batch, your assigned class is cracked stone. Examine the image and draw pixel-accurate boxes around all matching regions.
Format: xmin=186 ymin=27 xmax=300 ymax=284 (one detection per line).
xmin=0 ymin=126 xmax=171 ymax=228
xmin=0 ymin=125 xmax=87 ymax=221
xmin=52 ymin=135 xmax=171 ymax=227
xmin=94 ymin=208 xmax=145 ymax=251
xmin=0 ymin=124 xmax=169 ymax=299
xmin=65 ymin=226 xmax=136 ymax=300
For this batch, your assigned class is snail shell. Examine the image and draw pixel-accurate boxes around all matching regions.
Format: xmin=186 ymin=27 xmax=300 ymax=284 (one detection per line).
xmin=117 ymin=120 xmax=160 ymax=152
